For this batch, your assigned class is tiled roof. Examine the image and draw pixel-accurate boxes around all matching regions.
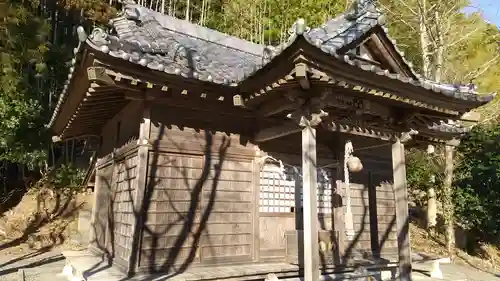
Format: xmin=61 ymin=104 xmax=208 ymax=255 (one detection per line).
xmin=47 ymin=0 xmax=496 ymax=128
xmin=91 ymin=4 xmax=266 ymax=85
xmin=427 ymin=121 xmax=471 ymax=134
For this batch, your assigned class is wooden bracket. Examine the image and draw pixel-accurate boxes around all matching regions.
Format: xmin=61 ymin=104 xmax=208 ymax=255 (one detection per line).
xmin=295 ymin=63 xmax=310 ymax=90
xmin=87 ymin=66 xmax=116 ymax=85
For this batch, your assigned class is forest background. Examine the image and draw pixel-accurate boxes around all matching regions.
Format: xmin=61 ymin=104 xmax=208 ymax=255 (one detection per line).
xmin=0 ymin=0 xmax=499 ymax=260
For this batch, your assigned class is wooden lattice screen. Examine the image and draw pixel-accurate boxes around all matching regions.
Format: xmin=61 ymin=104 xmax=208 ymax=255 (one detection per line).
xmin=259 ymin=164 xmax=333 ymax=214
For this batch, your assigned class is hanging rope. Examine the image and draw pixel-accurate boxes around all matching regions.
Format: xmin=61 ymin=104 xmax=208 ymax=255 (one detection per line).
xmin=344 ymin=140 xmax=355 ymax=239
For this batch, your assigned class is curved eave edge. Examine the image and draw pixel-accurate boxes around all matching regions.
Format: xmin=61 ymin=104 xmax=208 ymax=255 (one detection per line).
xmin=239 ymin=14 xmax=496 ymax=105
xmin=427 ymin=124 xmax=471 ymax=134
xmin=85 ymin=22 xmax=496 ymax=108
xmin=50 ymin=8 xmax=495 ymax=129
xmin=46 ymin=30 xmax=89 ymax=130
xmin=336 ymin=54 xmax=496 ymax=106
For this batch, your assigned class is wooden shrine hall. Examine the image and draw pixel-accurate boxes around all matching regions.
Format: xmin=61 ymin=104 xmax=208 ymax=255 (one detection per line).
xmin=49 ymin=0 xmax=495 ymax=280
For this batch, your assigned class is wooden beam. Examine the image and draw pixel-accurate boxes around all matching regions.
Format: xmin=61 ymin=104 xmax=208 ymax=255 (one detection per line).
xmin=256 ymin=98 xmax=302 ymax=117
xmin=301 ymin=124 xmax=319 ymax=281
xmin=148 ymin=88 xmax=253 ymax=116
xmin=392 ymin=140 xmax=412 ymax=281
xmin=123 ymin=90 xmax=157 ymax=101
xmin=369 ymin=34 xmax=410 ymax=79
xmin=254 ymin=122 xmax=301 ymax=142
xmin=295 ymin=62 xmax=310 ymax=90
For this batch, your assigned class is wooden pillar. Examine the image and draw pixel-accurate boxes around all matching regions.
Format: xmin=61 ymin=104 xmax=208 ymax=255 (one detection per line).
xmin=392 ymin=140 xmax=412 ymax=281
xmin=128 ymin=102 xmax=151 ymax=274
xmin=252 ymin=158 xmax=261 ymax=262
xmin=294 ymin=173 xmax=303 ymax=230
xmin=301 ymin=124 xmax=319 ymax=281
xmin=368 ymin=171 xmax=381 ymax=258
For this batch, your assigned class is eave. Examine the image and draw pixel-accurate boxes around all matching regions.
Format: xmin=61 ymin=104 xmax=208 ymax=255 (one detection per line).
xmin=47 ymin=1 xmax=495 ymax=142
xmin=238 ymin=38 xmax=490 ymax=116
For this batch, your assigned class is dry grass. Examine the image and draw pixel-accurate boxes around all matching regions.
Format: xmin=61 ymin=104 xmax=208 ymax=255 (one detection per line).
xmin=0 ymin=190 xmax=89 ymax=254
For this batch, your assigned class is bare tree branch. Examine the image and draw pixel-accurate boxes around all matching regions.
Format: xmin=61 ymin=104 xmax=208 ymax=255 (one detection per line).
xmin=377 ymin=3 xmax=418 ymax=32
xmin=464 ymin=54 xmax=500 ymax=80
xmin=447 ymin=27 xmax=480 ymax=48
xmin=394 ymin=0 xmax=419 ymax=16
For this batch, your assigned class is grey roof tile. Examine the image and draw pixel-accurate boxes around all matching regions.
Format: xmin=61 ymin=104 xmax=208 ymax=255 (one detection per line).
xmin=427 ymin=121 xmax=471 ymax=134
xmin=48 ymin=0 xmax=496 ymax=129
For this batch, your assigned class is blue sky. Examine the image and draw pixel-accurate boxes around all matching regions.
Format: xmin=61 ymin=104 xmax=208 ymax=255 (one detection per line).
xmin=463 ymin=0 xmax=500 ymax=27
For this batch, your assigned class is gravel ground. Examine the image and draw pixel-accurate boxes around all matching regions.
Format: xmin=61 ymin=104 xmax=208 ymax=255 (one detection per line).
xmin=0 ymin=246 xmax=499 ymax=281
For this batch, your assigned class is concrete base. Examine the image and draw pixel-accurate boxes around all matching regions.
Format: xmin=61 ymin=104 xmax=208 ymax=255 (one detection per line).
xmin=60 ymin=250 xmax=399 ymax=281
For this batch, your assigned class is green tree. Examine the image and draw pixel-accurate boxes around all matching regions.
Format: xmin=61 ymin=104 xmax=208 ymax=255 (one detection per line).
xmin=0 ymin=0 xmax=54 ymax=168
xmin=453 ymin=124 xmax=500 ymax=240
xmin=406 ymin=148 xmax=444 ymax=206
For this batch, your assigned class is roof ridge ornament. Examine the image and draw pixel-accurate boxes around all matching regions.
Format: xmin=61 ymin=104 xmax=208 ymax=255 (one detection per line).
xmin=294 ymin=18 xmax=307 ymax=35
xmin=118 ymin=0 xmax=143 ymax=21
xmin=261 ymin=18 xmax=310 ymax=63
xmin=74 ymin=26 xmax=88 ymax=55
xmin=346 ymin=0 xmax=378 ymax=21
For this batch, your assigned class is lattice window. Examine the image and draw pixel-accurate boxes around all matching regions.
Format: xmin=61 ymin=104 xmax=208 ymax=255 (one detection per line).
xmin=259 ymin=164 xmax=334 ymax=214
xmin=317 ymin=168 xmax=333 ymax=214
xmin=259 ymin=164 xmax=296 ymax=213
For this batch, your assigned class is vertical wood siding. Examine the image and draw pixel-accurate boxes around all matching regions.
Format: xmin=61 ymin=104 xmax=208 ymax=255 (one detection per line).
xmin=138 ymin=123 xmax=256 ymax=270
xmin=112 ymin=155 xmax=138 ymax=265
xmin=92 ymin=153 xmax=138 ymax=268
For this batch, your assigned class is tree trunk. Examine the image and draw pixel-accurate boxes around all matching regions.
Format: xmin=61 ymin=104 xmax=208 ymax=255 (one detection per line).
xmin=418 ymin=0 xmax=431 ymax=78
xmin=168 ymin=0 xmax=173 ymax=16
xmin=434 ymin=11 xmax=444 ymax=83
xmin=185 ymin=0 xmax=190 ymax=21
xmin=444 ymin=145 xmax=455 ymax=260
xmin=427 ymin=187 xmax=437 ymax=235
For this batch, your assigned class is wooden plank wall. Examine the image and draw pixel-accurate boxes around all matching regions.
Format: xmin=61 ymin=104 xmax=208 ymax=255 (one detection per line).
xmin=91 ymin=162 xmax=113 ymax=252
xmin=140 ymin=153 xmax=205 ymax=267
xmin=91 ymin=152 xmax=138 ymax=269
xmin=345 ymin=151 xmax=398 ymax=258
xmin=139 ymin=110 xmax=257 ymax=270
xmin=346 ymin=183 xmax=372 ymax=252
xmin=259 ymin=215 xmax=334 ymax=261
xmin=112 ymin=154 xmax=138 ymax=267
xmin=99 ymin=100 xmax=142 ymax=157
